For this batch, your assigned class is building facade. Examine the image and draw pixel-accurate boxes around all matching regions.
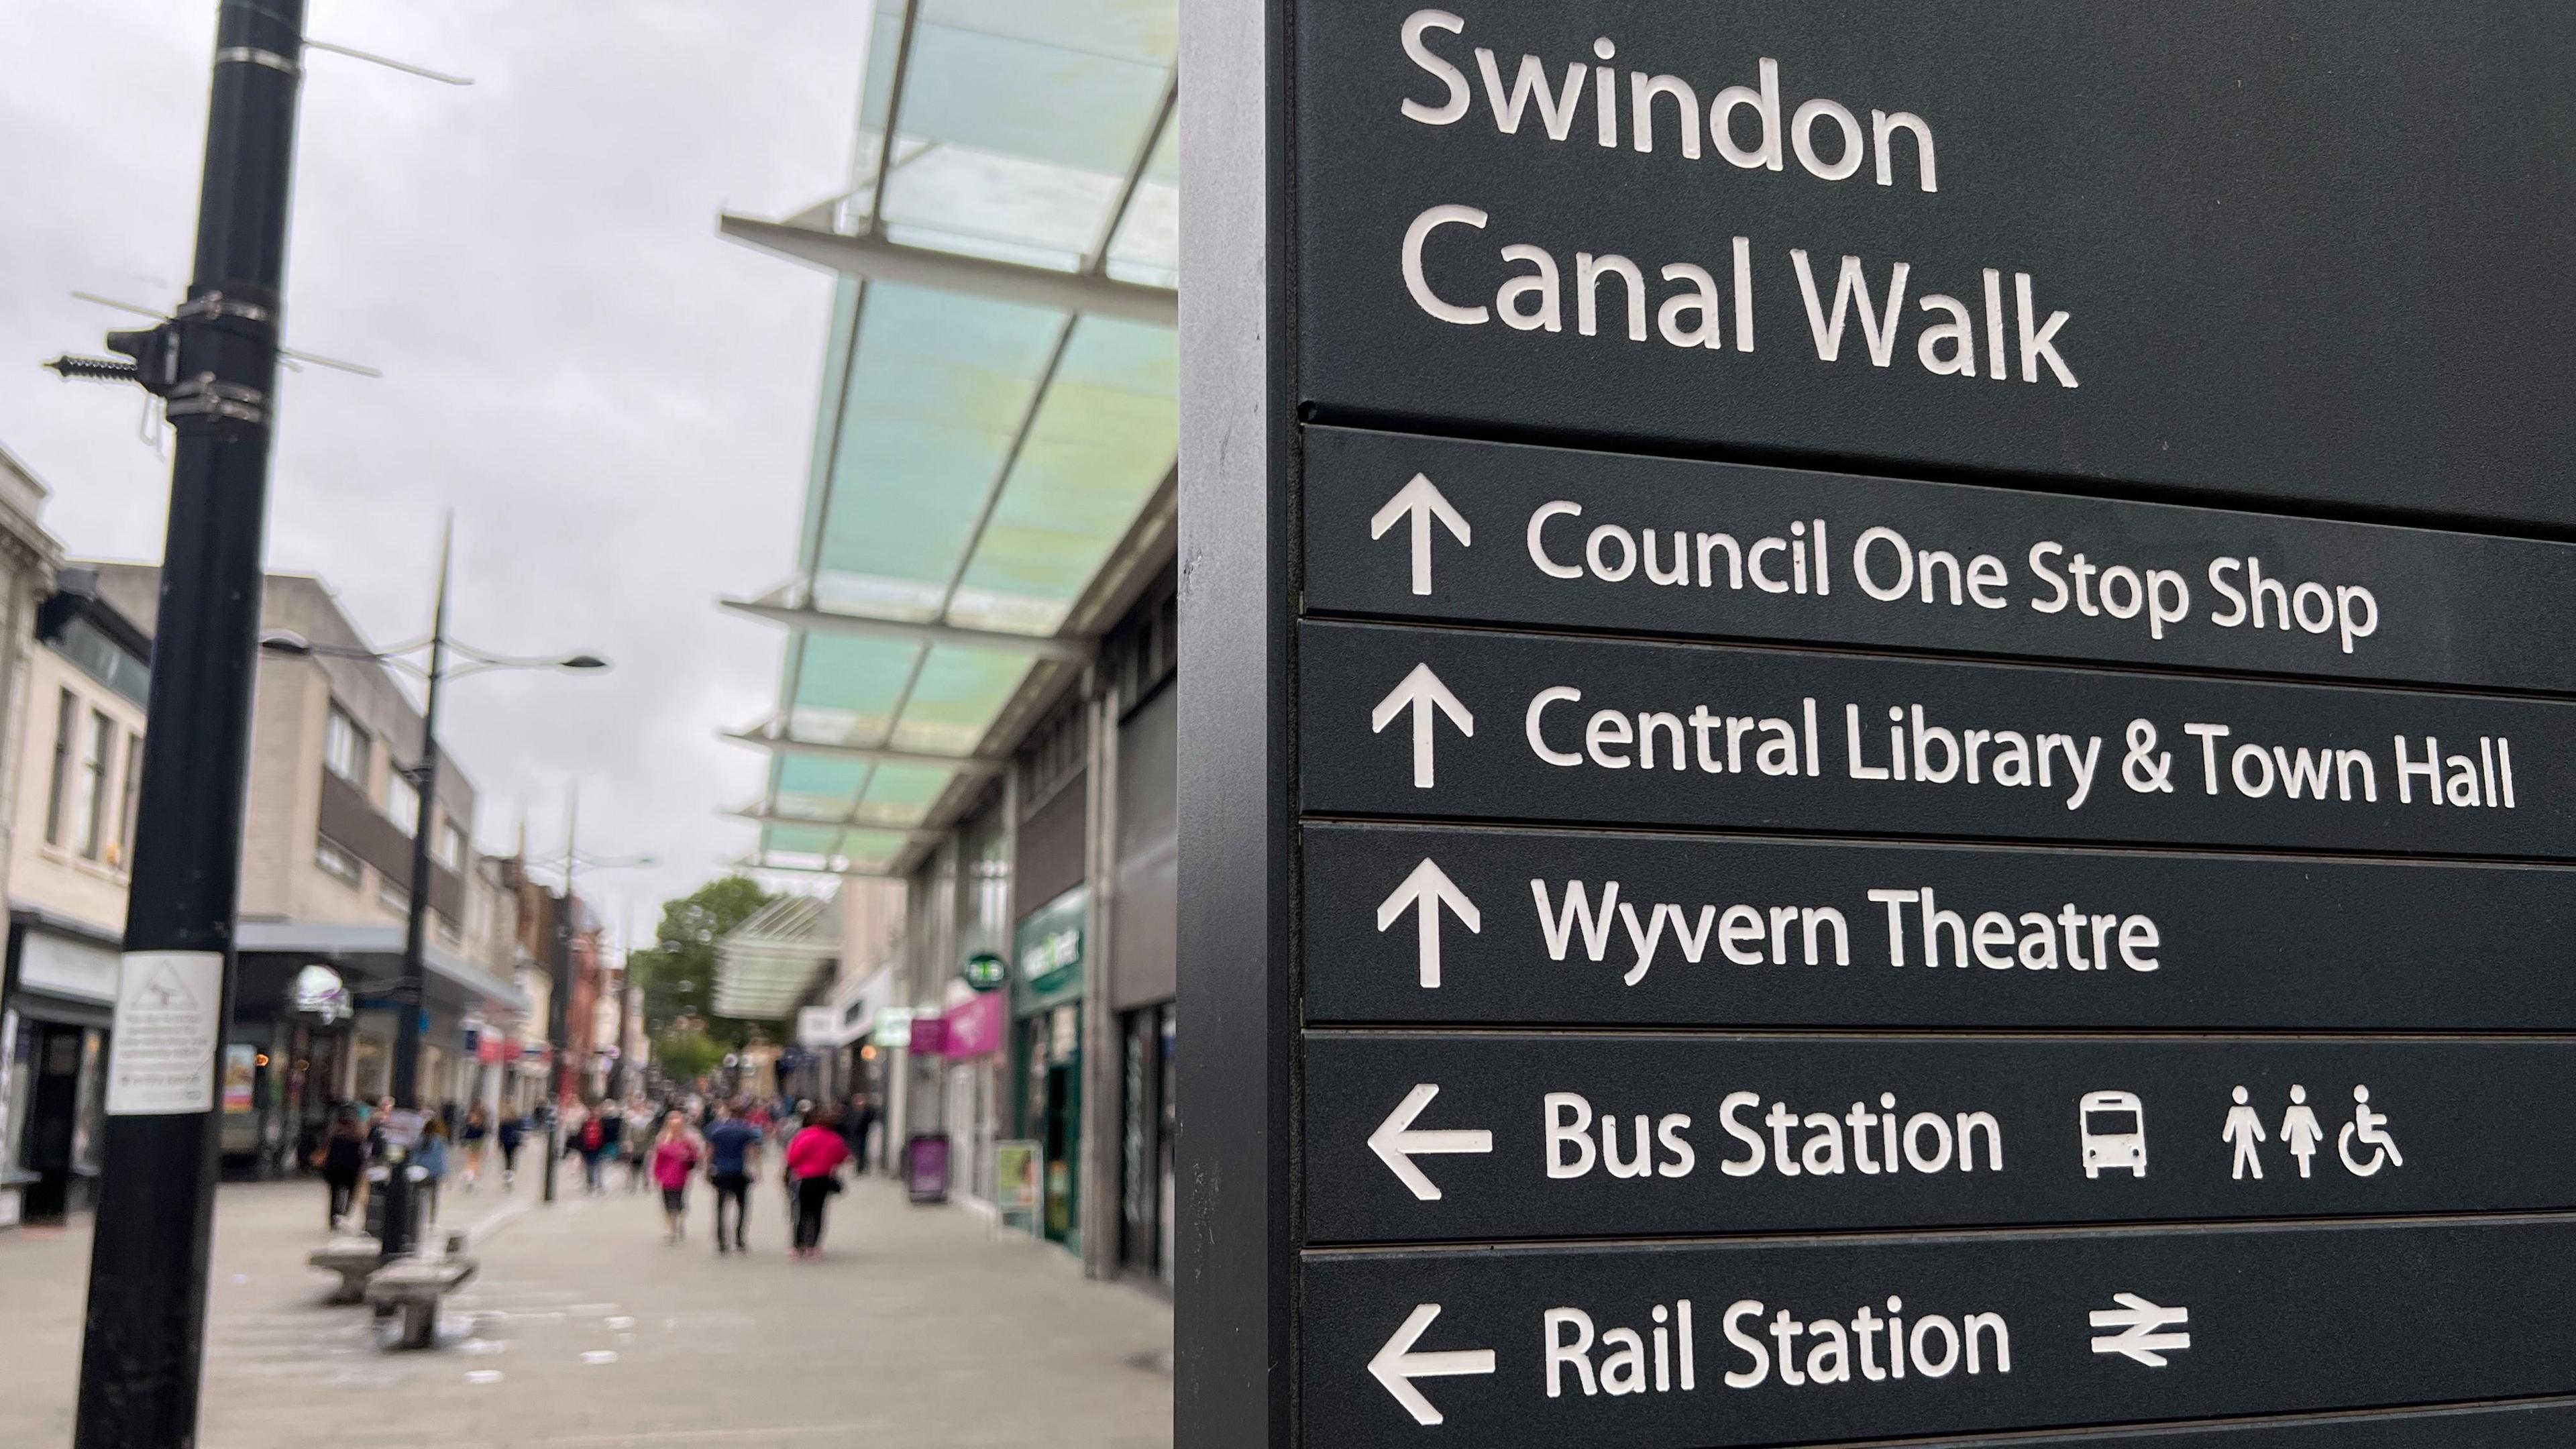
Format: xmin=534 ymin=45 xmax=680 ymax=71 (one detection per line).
xmin=712 ymin=3 xmax=1180 ymax=1284
xmin=0 ymin=447 xmax=75 ymax=1228
xmin=82 ymin=564 xmax=531 ymax=1175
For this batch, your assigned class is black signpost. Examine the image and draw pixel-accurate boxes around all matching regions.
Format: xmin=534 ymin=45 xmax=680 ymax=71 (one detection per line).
xmin=1177 ymin=2 xmax=2576 ymax=1446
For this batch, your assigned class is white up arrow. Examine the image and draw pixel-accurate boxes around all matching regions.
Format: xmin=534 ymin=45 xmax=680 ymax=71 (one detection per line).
xmin=1368 ymin=1083 xmax=1493 ymax=1201
xmin=1368 ymin=1303 xmax=1496 ymax=1426
xmin=1371 ymin=663 xmax=1473 ymax=789
xmin=1377 ymin=858 xmax=1480 ymax=988
xmin=1370 ymin=472 xmax=1472 ymax=596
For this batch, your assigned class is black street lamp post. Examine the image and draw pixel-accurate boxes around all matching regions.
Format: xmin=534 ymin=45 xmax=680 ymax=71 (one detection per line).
xmin=262 ymin=522 xmax=604 ymax=1259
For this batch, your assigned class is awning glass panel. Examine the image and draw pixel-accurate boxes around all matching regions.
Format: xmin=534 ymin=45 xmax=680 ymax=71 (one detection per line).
xmin=949 ymin=315 xmax=1176 ymax=634
xmin=784 ymin=634 xmax=922 ymax=745
xmin=734 ymin=0 xmax=1178 ymax=881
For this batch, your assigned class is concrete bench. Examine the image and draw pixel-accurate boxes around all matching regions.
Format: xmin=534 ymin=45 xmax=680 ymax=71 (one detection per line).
xmin=307 ymin=1237 xmax=384 ymax=1305
xmin=366 ymin=1239 xmax=478 ymax=1350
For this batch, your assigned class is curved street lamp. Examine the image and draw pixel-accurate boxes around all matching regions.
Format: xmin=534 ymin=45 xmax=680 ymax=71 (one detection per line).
xmin=258 ymin=519 xmax=606 ymax=1259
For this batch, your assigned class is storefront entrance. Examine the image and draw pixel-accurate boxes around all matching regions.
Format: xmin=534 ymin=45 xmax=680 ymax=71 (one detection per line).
xmin=12 ymin=1018 xmax=103 ymax=1220
xmin=1019 ymin=1006 xmax=1081 ymax=1244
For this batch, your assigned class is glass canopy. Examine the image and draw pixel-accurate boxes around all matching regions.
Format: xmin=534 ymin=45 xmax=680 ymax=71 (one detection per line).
xmin=726 ymin=0 xmax=1179 ymax=880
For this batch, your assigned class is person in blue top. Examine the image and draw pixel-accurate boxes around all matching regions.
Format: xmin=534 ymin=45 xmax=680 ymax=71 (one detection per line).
xmin=701 ymin=1101 xmax=764 ymax=1255
xmin=414 ymin=1116 xmax=451 ymax=1227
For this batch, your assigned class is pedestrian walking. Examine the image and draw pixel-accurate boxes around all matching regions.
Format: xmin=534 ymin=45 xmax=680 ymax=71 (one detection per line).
xmin=415 ymin=1116 xmax=451 ymax=1226
xmin=650 ymin=1116 xmax=702 ymax=1244
xmin=843 ymin=1092 xmax=878 ymax=1175
xmin=625 ymin=1104 xmax=656 ymax=1193
xmin=460 ymin=1104 xmax=490 ymax=1191
xmin=702 ymin=1101 xmax=763 ymax=1255
xmin=319 ymin=1108 xmax=368 ymax=1231
xmin=576 ymin=1106 xmax=610 ymax=1195
xmin=786 ymin=1108 xmax=852 ymax=1258
xmin=497 ymin=1111 xmax=525 ymax=1191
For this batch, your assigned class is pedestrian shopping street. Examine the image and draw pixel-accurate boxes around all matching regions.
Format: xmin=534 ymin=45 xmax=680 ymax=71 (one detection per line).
xmin=0 ymin=1175 xmax=1172 ymax=1448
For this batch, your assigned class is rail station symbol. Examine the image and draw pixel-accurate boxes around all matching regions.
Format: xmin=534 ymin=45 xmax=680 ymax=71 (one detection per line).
xmin=2090 ymin=1294 xmax=2192 ymax=1367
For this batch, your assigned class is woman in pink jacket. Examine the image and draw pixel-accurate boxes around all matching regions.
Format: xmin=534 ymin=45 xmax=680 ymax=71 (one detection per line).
xmin=784 ymin=1109 xmax=851 ymax=1258
xmin=649 ymin=1114 xmax=702 ymax=1245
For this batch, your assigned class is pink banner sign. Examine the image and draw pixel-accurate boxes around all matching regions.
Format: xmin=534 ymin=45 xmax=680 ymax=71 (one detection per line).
xmin=942 ymin=991 xmax=1006 ymax=1060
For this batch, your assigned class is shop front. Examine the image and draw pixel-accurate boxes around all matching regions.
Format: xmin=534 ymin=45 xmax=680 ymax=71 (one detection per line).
xmin=0 ymin=912 xmax=119 ymax=1223
xmin=1012 ymin=886 xmax=1086 ymax=1247
xmin=941 ymin=973 xmax=1006 ymax=1203
xmin=231 ymin=921 xmax=527 ymax=1173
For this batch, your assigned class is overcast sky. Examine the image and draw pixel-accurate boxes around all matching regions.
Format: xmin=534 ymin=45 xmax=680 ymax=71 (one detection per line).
xmin=0 ymin=1 xmax=871 ymax=940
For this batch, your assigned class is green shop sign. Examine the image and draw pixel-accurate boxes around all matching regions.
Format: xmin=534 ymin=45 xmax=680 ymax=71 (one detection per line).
xmin=1013 ymin=886 xmax=1087 ymax=1014
xmin=962 ymin=951 xmax=1008 ymax=992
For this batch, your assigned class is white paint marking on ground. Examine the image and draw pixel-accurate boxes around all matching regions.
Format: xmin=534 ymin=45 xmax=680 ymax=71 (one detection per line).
xmin=466 ymin=1370 xmax=504 ymax=1385
xmin=581 ymin=1350 xmax=619 ymax=1365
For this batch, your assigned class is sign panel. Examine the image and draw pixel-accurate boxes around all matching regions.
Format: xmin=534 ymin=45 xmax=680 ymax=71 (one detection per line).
xmin=1293 ymin=4 xmax=2576 ymax=529
xmin=1180 ymin=5 xmax=2576 ymax=1446
xmin=1306 ymin=427 xmax=2576 ymax=694
xmin=1301 ymin=823 xmax=2576 ymax=1030
xmin=1300 ymin=621 xmax=2576 ymax=857
xmin=104 ymin=951 xmax=221 ymax=1116
xmin=1304 ymin=1034 xmax=2576 ymax=1244
xmin=1303 ymin=1217 xmax=2576 ymax=1447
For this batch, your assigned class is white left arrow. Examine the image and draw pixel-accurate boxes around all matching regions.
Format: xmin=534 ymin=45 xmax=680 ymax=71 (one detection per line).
xmin=1368 ymin=1083 xmax=1493 ymax=1201
xmin=1377 ymin=857 xmax=1481 ymax=988
xmin=1370 ymin=472 xmax=1472 ymax=596
xmin=1368 ymin=1303 xmax=1496 ymax=1426
xmin=1371 ymin=663 xmax=1473 ymax=789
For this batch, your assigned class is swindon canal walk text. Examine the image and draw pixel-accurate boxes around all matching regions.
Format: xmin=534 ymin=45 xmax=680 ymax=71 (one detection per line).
xmin=1301 ymin=1217 xmax=2576 ymax=1448
xmin=1299 ymin=621 xmax=2576 ymax=857
xmin=1301 ymin=1034 xmax=2572 ymax=1243
xmin=1292 ymin=4 xmax=2576 ymax=529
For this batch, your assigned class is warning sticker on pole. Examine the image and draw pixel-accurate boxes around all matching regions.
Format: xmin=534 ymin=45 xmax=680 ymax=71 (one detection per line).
xmin=106 ymin=951 xmax=223 ymax=1116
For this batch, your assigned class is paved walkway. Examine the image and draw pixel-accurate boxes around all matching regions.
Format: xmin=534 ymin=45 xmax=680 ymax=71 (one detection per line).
xmin=0 ymin=1173 xmax=1171 ymax=1448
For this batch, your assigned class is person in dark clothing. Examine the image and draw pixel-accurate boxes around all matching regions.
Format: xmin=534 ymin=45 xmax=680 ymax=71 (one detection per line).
xmin=702 ymin=1102 xmax=763 ymax=1254
xmin=320 ymin=1109 xmax=368 ymax=1230
xmin=843 ymin=1093 xmax=878 ymax=1175
xmin=496 ymin=1112 xmax=525 ymax=1191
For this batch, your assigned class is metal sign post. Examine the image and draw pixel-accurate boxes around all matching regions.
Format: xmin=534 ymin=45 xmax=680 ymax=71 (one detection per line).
xmin=1179 ymin=1 xmax=2576 ymax=1446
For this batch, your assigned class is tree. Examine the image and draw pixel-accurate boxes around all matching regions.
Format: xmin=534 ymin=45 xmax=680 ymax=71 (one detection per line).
xmin=629 ymin=874 xmax=775 ymax=1054
xmin=652 ymin=1020 xmax=727 ymax=1087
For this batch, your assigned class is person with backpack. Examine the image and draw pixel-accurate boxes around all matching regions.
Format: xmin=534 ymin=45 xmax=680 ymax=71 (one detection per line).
xmin=576 ymin=1106 xmax=610 ymax=1195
